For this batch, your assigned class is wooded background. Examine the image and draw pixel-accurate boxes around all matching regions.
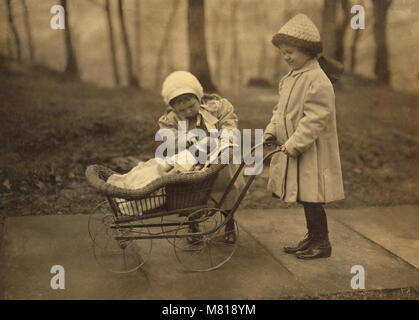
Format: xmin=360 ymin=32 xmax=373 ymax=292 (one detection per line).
xmin=1 ymin=0 xmax=418 ymax=93
xmin=1 ymin=0 xmax=419 ymax=216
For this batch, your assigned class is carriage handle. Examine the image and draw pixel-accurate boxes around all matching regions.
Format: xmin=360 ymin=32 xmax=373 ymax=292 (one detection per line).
xmin=215 ymin=141 xmax=284 ymax=213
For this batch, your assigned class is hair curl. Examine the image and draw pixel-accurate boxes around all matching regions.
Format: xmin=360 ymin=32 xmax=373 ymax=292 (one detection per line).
xmin=272 ymin=33 xmax=322 ymax=56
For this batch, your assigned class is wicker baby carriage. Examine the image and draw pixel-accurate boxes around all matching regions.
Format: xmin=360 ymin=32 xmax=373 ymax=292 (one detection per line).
xmin=85 ymin=144 xmax=281 ymax=273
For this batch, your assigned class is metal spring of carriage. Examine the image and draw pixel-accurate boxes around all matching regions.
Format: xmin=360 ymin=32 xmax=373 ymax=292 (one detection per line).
xmin=85 ymin=143 xmax=281 ymax=273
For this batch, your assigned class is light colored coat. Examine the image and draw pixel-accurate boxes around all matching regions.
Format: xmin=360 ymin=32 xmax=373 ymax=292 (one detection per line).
xmin=158 ymin=96 xmax=238 ymax=141
xmin=158 ymin=97 xmax=245 ymax=210
xmin=265 ymin=58 xmax=344 ymax=203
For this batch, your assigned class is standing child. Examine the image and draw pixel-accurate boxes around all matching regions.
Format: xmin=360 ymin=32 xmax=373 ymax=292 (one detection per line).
xmin=263 ymin=14 xmax=344 ymax=259
xmin=159 ymin=71 xmax=244 ymax=243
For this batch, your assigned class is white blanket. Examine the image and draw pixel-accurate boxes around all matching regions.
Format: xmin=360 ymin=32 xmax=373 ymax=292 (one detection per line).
xmin=106 ymin=139 xmax=235 ymax=215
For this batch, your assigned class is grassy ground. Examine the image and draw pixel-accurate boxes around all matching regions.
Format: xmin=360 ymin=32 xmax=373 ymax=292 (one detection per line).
xmin=1 ymin=56 xmax=419 ymax=218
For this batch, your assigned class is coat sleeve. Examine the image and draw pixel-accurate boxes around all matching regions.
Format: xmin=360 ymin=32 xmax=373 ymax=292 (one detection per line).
xmin=218 ymin=98 xmax=239 ymax=130
xmin=284 ymin=80 xmax=334 ymax=157
xmin=158 ymin=112 xmax=181 ymax=148
xmin=264 ymin=77 xmax=286 ymax=138
xmin=264 ymin=103 xmax=280 ymax=137
xmin=158 ymin=112 xmax=177 ymax=131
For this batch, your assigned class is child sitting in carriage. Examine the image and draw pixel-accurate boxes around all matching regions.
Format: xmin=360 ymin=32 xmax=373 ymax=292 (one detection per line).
xmin=158 ymin=71 xmax=245 ymax=243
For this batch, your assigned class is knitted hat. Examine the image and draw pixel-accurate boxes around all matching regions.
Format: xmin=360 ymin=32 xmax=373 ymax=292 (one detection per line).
xmin=161 ymin=71 xmax=204 ymax=105
xmin=272 ymin=14 xmax=322 ymax=55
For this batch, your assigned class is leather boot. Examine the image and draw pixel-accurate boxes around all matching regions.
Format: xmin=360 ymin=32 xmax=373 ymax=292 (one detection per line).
xmin=186 ymin=219 xmax=202 ymax=245
xmin=295 ymin=238 xmax=332 ymax=259
xmin=296 ymin=206 xmax=332 ymax=259
xmin=283 ymin=233 xmax=314 ymax=254
xmin=223 ymin=210 xmax=236 ymax=244
xmin=283 ymin=203 xmax=316 ymax=254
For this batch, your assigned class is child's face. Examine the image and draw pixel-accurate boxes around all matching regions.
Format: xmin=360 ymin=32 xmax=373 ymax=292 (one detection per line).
xmin=279 ymin=44 xmax=311 ymax=70
xmin=171 ymin=94 xmax=200 ymax=120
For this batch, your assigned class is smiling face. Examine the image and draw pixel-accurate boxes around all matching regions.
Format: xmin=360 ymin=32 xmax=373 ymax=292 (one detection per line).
xmin=170 ymin=93 xmax=200 ymax=120
xmin=279 ymin=43 xmax=312 ymax=70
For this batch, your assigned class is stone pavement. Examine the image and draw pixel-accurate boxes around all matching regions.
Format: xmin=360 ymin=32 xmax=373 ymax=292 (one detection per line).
xmin=0 ymin=205 xmax=418 ymax=299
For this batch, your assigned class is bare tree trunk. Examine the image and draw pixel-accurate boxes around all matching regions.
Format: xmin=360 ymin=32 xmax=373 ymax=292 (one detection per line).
xmin=335 ymin=0 xmax=350 ymax=62
xmin=166 ymin=29 xmax=175 ymax=74
xmin=5 ymin=0 xmax=22 ymax=61
xmin=105 ymin=0 xmax=120 ymax=86
xmin=60 ymin=0 xmax=79 ymax=78
xmin=7 ymin=33 xmax=13 ymax=57
xmin=212 ymin=5 xmax=224 ymax=87
xmin=135 ymin=0 xmax=141 ymax=87
xmin=272 ymin=0 xmax=293 ymax=83
xmin=273 ymin=53 xmax=282 ymax=84
xmin=229 ymin=0 xmax=243 ymax=92
xmin=372 ymin=0 xmax=392 ymax=85
xmin=257 ymin=5 xmax=268 ymax=79
xmin=21 ymin=0 xmax=35 ymax=63
xmin=321 ymin=0 xmax=337 ymax=58
xmin=187 ymin=0 xmax=217 ymax=92
xmin=117 ymin=0 xmax=138 ymax=87
xmin=349 ymin=0 xmax=365 ymax=73
xmin=350 ymin=25 xmax=361 ymax=73
xmin=258 ymin=42 xmax=267 ymax=79
xmin=154 ymin=0 xmax=181 ymax=89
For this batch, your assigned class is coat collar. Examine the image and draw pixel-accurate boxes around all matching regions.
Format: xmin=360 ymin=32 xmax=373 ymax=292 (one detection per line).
xmin=199 ymin=106 xmax=218 ymax=130
xmin=165 ymin=105 xmax=218 ymax=131
xmin=289 ymin=58 xmax=320 ymax=76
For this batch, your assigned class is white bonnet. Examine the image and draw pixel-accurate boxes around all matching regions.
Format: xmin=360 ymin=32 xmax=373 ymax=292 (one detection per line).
xmin=161 ymin=71 xmax=204 ymax=105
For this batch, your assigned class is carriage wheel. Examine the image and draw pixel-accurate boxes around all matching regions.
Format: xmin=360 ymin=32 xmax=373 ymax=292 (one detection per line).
xmin=88 ymin=201 xmax=152 ymax=273
xmin=173 ymin=208 xmax=238 ymax=272
xmin=160 ymin=213 xmax=187 ymax=247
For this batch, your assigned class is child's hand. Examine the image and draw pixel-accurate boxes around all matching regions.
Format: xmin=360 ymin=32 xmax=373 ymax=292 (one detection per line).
xmin=263 ymin=133 xmax=276 ymax=145
xmin=193 ymin=164 xmax=204 ymax=171
xmin=161 ymin=161 xmax=174 ymax=172
xmin=280 ymin=145 xmax=293 ymax=157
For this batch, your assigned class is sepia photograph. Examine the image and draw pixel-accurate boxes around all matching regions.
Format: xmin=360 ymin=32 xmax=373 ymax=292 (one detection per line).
xmin=0 ymin=0 xmax=418 ymax=304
